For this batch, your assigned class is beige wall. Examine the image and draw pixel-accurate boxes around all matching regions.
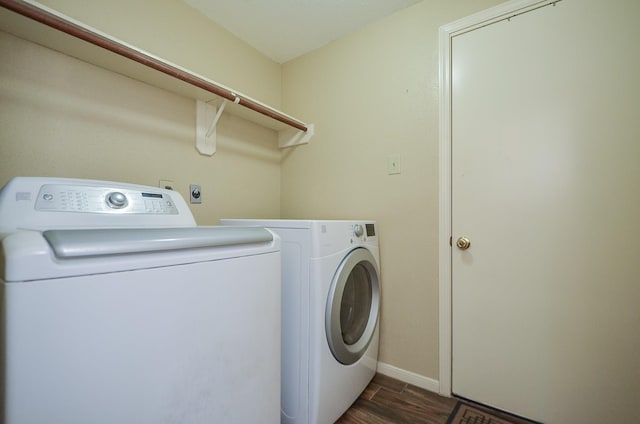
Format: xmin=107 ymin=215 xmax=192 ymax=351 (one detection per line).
xmin=281 ymin=0 xmax=503 ymax=380
xmin=36 ymin=0 xmax=282 ymax=107
xmin=1 ymin=0 xmax=283 ymax=225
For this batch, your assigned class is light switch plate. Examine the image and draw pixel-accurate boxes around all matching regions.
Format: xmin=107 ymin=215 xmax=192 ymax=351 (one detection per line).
xmin=387 ymin=154 xmax=401 ymax=175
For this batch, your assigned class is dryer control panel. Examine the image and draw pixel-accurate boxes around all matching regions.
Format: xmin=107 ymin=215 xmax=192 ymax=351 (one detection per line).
xmin=352 ymin=223 xmax=376 ymax=238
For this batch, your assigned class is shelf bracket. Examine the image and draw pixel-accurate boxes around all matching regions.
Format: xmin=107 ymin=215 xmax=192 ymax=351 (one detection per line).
xmin=278 ymin=123 xmax=315 ymax=149
xmin=195 ymin=99 xmax=218 ymax=156
xmin=196 ymin=97 xmax=239 ymax=156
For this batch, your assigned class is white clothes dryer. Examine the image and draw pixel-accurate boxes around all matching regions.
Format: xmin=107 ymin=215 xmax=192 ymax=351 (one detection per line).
xmin=0 ymin=177 xmax=282 ymax=424
xmin=221 ymin=219 xmax=380 ymax=424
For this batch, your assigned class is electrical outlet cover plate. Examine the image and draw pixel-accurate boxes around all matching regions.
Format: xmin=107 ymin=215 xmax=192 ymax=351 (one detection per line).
xmin=159 ymin=179 xmax=174 ymax=190
xmin=190 ymin=184 xmax=202 ymax=204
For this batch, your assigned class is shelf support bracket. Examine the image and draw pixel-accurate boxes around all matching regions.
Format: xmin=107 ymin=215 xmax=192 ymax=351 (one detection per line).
xmin=278 ymin=123 xmax=315 ymax=149
xmin=195 ymin=99 xmax=218 ymax=156
xmin=196 ymin=97 xmax=239 ymax=156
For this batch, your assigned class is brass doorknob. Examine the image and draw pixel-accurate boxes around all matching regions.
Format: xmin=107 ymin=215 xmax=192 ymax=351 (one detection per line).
xmin=456 ymin=237 xmax=471 ymax=250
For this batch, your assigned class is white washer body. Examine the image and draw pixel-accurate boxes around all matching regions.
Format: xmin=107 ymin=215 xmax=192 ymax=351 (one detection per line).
xmin=221 ymin=219 xmax=380 ymax=424
xmin=0 ymin=177 xmax=281 ymax=424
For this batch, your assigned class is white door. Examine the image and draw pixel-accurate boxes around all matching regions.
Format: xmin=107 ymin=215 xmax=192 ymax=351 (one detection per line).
xmin=451 ymin=1 xmax=640 ymax=423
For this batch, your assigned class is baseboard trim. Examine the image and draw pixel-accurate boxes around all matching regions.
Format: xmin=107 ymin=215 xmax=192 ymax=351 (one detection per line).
xmin=376 ymin=362 xmax=440 ymax=393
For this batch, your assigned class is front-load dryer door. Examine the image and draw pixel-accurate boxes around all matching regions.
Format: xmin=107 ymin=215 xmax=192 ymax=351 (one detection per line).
xmin=326 ymin=248 xmax=380 ymax=365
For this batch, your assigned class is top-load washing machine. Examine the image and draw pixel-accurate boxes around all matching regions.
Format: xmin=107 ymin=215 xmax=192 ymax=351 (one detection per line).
xmin=0 ymin=177 xmax=282 ymax=424
xmin=221 ymin=219 xmax=380 ymax=424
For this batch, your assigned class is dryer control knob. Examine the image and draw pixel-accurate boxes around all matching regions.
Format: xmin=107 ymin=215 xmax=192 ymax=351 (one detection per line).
xmin=106 ymin=191 xmax=128 ymax=209
xmin=353 ymin=224 xmax=364 ymax=237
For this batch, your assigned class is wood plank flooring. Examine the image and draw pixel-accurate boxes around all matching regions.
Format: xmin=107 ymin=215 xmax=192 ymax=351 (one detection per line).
xmin=336 ymin=373 xmax=458 ymax=424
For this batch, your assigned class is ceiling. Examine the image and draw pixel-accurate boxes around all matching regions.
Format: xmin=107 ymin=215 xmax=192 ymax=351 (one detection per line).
xmin=182 ymin=0 xmax=422 ymax=63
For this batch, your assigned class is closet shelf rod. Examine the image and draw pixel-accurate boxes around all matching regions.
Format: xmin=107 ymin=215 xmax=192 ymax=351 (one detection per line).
xmin=0 ymin=0 xmax=308 ymax=133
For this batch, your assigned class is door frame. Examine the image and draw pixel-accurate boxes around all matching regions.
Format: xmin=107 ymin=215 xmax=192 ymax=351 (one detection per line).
xmin=437 ymin=0 xmax=558 ymax=396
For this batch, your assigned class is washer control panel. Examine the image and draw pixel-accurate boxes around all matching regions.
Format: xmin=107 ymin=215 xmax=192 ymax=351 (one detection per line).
xmin=35 ymin=184 xmax=179 ymax=215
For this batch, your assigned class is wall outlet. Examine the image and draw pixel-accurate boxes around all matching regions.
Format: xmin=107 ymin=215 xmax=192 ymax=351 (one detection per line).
xmin=190 ymin=184 xmax=202 ymax=204
xmin=387 ymin=154 xmax=401 ymax=175
xmin=159 ymin=179 xmax=174 ymax=190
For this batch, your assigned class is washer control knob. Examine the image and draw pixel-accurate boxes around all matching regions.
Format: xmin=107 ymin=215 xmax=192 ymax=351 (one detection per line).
xmin=353 ymin=224 xmax=364 ymax=237
xmin=106 ymin=191 xmax=128 ymax=209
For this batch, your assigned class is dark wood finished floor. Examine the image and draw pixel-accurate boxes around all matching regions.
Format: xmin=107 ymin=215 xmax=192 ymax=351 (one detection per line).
xmin=336 ymin=373 xmax=458 ymax=424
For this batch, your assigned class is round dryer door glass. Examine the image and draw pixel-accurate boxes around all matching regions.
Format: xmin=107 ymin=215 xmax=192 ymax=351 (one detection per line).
xmin=341 ymin=264 xmax=372 ymax=345
xmin=326 ymin=248 xmax=380 ymax=365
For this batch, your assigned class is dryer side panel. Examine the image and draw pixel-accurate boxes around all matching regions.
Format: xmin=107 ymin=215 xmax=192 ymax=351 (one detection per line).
xmin=267 ymin=228 xmax=311 ymax=424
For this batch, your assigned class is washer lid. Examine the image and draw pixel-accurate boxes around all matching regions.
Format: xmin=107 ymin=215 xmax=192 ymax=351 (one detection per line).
xmin=43 ymin=227 xmax=273 ymax=258
xmin=1 ymin=227 xmax=278 ymax=282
